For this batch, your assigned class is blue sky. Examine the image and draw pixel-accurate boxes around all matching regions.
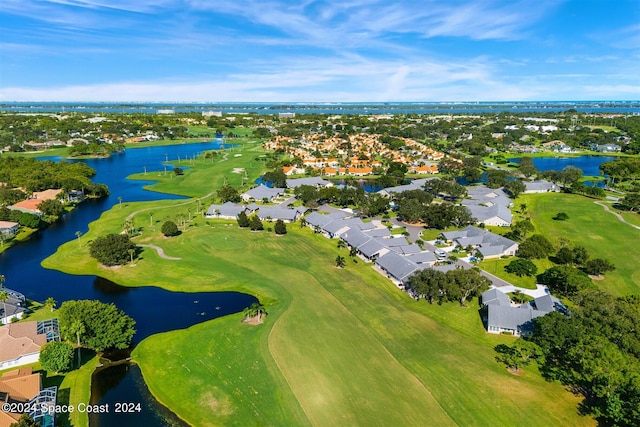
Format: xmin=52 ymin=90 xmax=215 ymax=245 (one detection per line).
xmin=0 ymin=0 xmax=639 ymax=102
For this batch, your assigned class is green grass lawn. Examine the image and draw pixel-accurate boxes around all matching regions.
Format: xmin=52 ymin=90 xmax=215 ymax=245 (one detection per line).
xmin=43 ymin=201 xmax=592 ymax=426
xmin=127 ymin=139 xmax=268 ymax=198
xmin=479 ymin=257 xmax=554 ymax=289
xmin=519 ymin=192 xmax=640 ymax=296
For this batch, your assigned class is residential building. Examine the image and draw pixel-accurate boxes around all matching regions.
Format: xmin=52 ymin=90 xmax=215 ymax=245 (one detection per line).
xmin=285 ymin=177 xmax=333 ymax=188
xmin=0 ymin=221 xmax=19 ymax=238
xmin=461 ymin=186 xmax=513 ymax=226
xmin=0 ymin=319 xmax=60 ymax=370
xmin=0 ymin=368 xmax=57 ymax=427
xmin=241 ymin=185 xmax=285 ymax=202
xmin=480 ymin=288 xmax=566 ymax=336
xmin=523 ymin=180 xmax=559 ymax=194
xmin=440 ymin=226 xmax=518 ymax=258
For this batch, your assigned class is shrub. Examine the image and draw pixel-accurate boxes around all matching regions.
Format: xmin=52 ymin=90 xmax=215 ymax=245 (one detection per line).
xmin=553 ymin=212 xmax=569 ymax=221
xmin=161 ymin=220 xmax=179 ymax=237
xmin=274 ymin=219 xmax=287 ymax=235
xmin=39 ymin=341 xmax=73 ymax=373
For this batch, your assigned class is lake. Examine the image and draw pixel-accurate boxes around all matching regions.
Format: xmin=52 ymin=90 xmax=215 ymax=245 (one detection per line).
xmin=0 ymin=141 xmax=256 ymax=426
xmin=512 ymin=156 xmax=617 ymax=176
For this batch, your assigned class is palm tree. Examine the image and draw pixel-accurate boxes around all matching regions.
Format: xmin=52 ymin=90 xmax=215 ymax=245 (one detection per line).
xmin=149 ymin=211 xmax=154 ymax=227
xmin=0 ymin=290 xmax=8 ymax=325
xmin=335 ymin=256 xmax=346 ymax=268
xmin=117 ymin=196 xmax=123 ymax=208
xmin=520 ymin=203 xmax=528 ymax=214
xmin=337 ymin=240 xmax=346 ymax=249
xmin=300 ymin=218 xmax=307 ymax=229
xmin=45 ymin=297 xmax=57 ymax=312
xmin=0 ymin=274 xmax=5 ymax=288
xmin=68 ymin=319 xmax=85 ymax=366
xmin=243 ymin=302 xmax=267 ymax=323
xmin=128 ymin=248 xmax=136 ymax=265
xmin=75 ymin=231 xmax=82 ymax=247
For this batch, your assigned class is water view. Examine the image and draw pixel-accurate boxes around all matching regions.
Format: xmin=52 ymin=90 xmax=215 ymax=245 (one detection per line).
xmin=0 ymin=141 xmax=256 ymax=426
xmin=513 ymin=156 xmax=617 ymax=176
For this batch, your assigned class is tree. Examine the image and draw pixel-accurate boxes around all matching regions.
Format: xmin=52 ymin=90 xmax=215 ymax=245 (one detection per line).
xmin=509 ymin=219 xmax=534 ymax=240
xmin=494 ymin=340 xmax=542 ymax=371
xmin=555 ymin=247 xmax=574 ymax=265
xmin=620 ymin=193 xmax=640 ymax=212
xmin=173 ymin=167 xmax=184 ymax=175
xmin=0 ymin=290 xmax=8 ymax=325
xmin=68 ymin=318 xmax=85 ymax=366
xmin=75 ymin=230 xmax=82 ymax=247
xmin=505 ymin=258 xmax=538 ymax=277
xmin=445 ymin=268 xmax=491 ymax=306
xmin=45 ymin=297 xmax=57 ymax=312
xmin=572 ymin=245 xmax=589 ymax=266
xmin=217 ymin=185 xmax=241 ymax=203
xmin=553 ymin=212 xmax=569 ymax=221
xmin=243 ymin=302 xmax=267 ymax=323
xmin=537 ymin=266 xmax=592 ymax=296
xmin=516 ymin=234 xmax=555 ymax=259
xmin=9 ymin=414 xmax=40 ymax=427
xmin=161 ymin=220 xmax=179 ymax=237
xmin=584 ymin=258 xmax=616 ymax=276
xmin=518 ymin=157 xmax=538 ymax=178
xmin=117 ymin=196 xmax=123 ymax=208
xmin=406 ymin=268 xmax=446 ymax=303
xmin=263 ymin=169 xmax=287 ymax=188
xmin=58 ymin=300 xmax=135 ymax=351
xmin=335 ymin=255 xmax=346 ymax=268
xmin=89 ymin=233 xmax=136 ymax=266
xmin=128 ymin=248 xmax=136 ymax=264
xmin=249 ymin=215 xmax=263 ymax=231
xmin=236 ymin=211 xmax=250 ymax=228
xmin=274 ymin=219 xmax=287 ymax=235
xmin=39 ymin=341 xmax=73 ymax=373
xmin=504 ymin=179 xmax=526 ymax=198
xmin=38 ymin=198 xmax=65 ymax=217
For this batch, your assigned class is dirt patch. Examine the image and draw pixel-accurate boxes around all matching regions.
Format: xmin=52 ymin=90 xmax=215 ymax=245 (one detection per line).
xmin=242 ymin=316 xmax=263 ymax=326
xmin=401 ymin=220 xmax=428 ymax=227
xmin=507 ymin=367 xmax=524 ymax=376
xmin=200 ymin=391 xmax=233 ymax=417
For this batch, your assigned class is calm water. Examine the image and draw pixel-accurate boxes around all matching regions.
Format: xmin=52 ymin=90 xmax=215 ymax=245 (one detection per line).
xmin=2 ymin=101 xmax=640 ymax=115
xmin=0 ymin=141 xmax=256 ymax=427
xmin=512 ymin=156 xmax=616 ymax=176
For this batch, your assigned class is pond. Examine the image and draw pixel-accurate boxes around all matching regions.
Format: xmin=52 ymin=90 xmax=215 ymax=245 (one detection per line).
xmin=512 ymin=156 xmax=617 ymax=176
xmin=0 ymin=141 xmax=256 ymax=426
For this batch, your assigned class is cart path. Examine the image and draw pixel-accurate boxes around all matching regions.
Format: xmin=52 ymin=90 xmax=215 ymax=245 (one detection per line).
xmin=594 ymin=201 xmax=640 ymax=230
xmin=138 ymin=244 xmax=182 ymax=260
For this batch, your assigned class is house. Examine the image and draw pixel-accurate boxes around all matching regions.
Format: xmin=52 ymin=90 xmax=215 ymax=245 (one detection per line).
xmin=480 ymin=288 xmax=566 ymax=336
xmin=523 ymin=180 xmax=558 ymax=194
xmin=241 ymin=185 xmax=285 ymax=202
xmin=282 ymin=166 xmax=306 ymax=176
xmin=255 ymin=206 xmax=307 ymax=223
xmin=286 ymin=177 xmax=333 ymax=189
xmin=0 ymin=368 xmax=57 ymax=427
xmin=440 ymin=226 xmax=518 ymax=258
xmin=204 ymin=202 xmax=248 ymax=220
xmin=462 ymin=186 xmax=513 ymax=226
xmin=0 ymin=221 xmax=19 ymax=238
xmin=31 ymin=189 xmax=63 ymax=201
xmin=347 ymin=166 xmax=373 ymax=176
xmin=409 ymin=165 xmax=438 ymax=174
xmin=0 ymin=319 xmax=60 ymax=370
xmin=9 ymin=199 xmax=43 ymax=216
xmin=595 ymin=143 xmax=622 ymax=152
xmin=375 ymin=251 xmax=419 ymax=285
xmin=378 ymin=178 xmax=436 ymax=197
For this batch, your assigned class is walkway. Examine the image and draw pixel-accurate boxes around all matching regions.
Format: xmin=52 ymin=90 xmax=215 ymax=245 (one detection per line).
xmin=138 ymin=244 xmax=182 ymax=260
xmin=594 ymin=201 xmax=640 ymax=230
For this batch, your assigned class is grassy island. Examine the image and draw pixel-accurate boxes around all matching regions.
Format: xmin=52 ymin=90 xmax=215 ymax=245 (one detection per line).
xmin=41 ymin=141 xmax=596 ymax=426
